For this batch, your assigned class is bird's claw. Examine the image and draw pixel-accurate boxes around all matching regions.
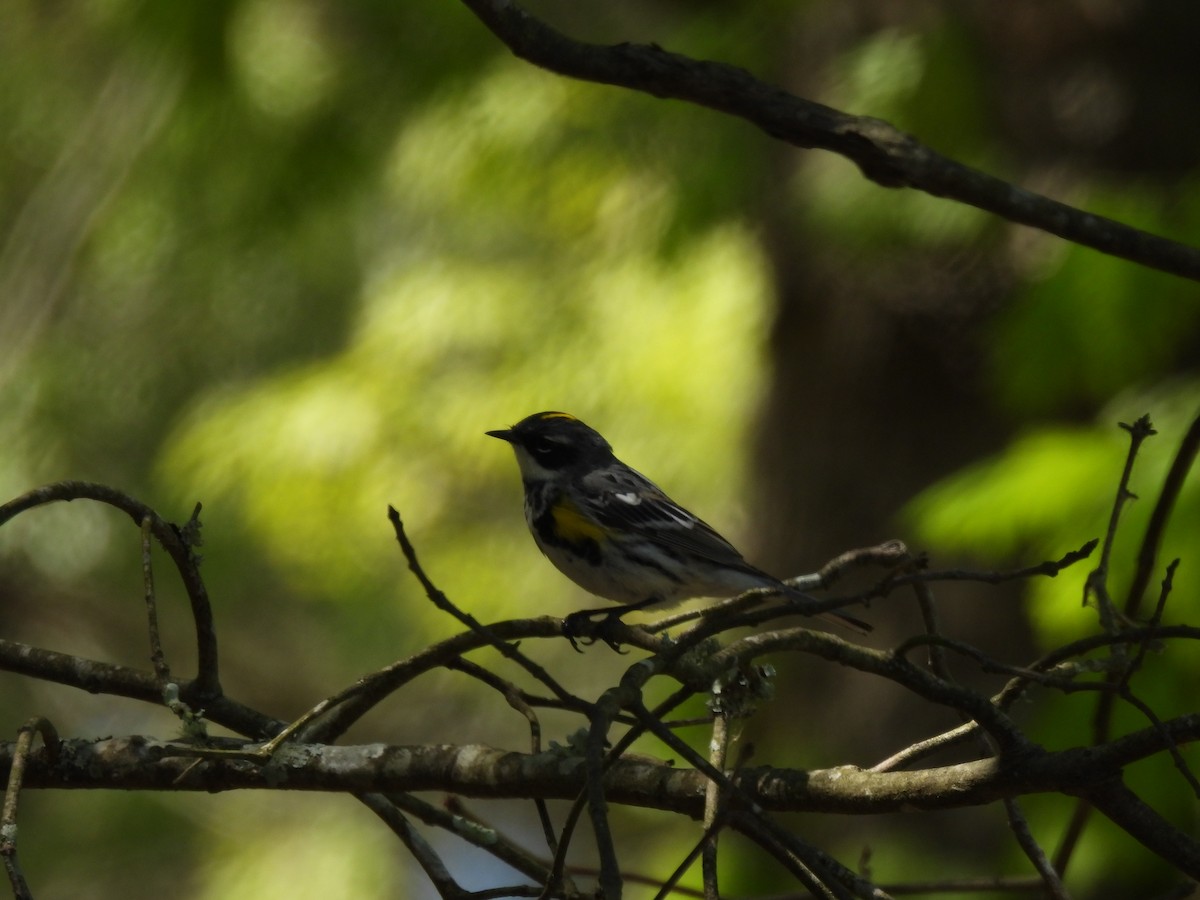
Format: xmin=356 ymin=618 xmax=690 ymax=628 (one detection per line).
xmin=562 ymin=611 xmax=629 ymax=654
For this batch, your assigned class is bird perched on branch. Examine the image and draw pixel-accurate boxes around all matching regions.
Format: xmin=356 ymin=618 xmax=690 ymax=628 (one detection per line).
xmin=487 ymin=411 xmax=870 ymax=649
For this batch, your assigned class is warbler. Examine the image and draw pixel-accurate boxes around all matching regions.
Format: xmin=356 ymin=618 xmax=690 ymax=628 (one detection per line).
xmin=487 ymin=411 xmax=870 ymax=647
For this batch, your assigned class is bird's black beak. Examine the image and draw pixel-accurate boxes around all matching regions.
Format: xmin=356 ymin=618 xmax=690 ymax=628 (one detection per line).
xmin=486 ymin=428 xmax=515 ymax=443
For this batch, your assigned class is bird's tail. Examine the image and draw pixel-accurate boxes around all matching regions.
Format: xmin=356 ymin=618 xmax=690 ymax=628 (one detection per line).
xmin=775 ymin=582 xmax=872 ymax=634
xmin=815 ymin=608 xmax=872 ymax=635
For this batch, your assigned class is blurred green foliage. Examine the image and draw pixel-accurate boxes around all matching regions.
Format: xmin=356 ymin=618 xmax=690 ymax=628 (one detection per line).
xmin=1 ymin=1 xmax=1199 ymax=898
xmin=156 ymin=55 xmax=771 ymax=622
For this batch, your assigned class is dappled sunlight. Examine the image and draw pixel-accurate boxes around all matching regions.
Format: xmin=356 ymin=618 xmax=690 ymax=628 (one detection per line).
xmin=195 ymin=796 xmax=400 ymax=899
xmin=803 ymin=22 xmax=993 ymax=248
xmin=4 ymin=3 xmax=1200 ymax=897
xmin=907 ymin=427 xmax=1124 ymax=556
xmin=157 ymin=58 xmax=770 ymax=627
xmin=158 ymin=219 xmax=768 ymax=618
xmin=991 ymin=188 xmax=1200 ymax=415
xmin=1 ymin=497 xmax=115 ymax=584
xmin=827 ymin=27 xmax=927 ymax=112
xmin=228 ymin=0 xmax=339 ymax=122
xmin=382 ymin=59 xmax=677 ymax=265
xmin=800 ymin=146 xmax=989 ymax=251
xmin=907 ymin=386 xmax=1200 ymax=641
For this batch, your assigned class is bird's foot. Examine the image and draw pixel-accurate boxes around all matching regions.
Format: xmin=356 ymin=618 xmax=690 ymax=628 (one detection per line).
xmin=562 ymin=609 xmax=630 ymax=654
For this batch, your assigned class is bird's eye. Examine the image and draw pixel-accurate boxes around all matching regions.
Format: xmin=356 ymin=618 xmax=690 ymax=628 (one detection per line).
xmin=526 ymin=437 xmax=575 ymax=468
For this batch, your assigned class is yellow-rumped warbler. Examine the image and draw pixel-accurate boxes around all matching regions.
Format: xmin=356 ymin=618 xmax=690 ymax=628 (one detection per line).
xmin=488 ymin=411 xmax=870 ymax=647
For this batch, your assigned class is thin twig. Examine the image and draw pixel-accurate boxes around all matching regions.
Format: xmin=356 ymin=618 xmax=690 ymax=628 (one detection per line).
xmin=543 ymin=684 xmax=695 ymax=899
xmin=1116 ymin=688 xmax=1200 ymax=798
xmin=1085 ymin=416 xmax=1156 ymax=631
xmin=0 ymin=482 xmax=221 ymax=697
xmin=358 ymin=791 xmax=468 ymax=899
xmin=445 ymin=657 xmax=560 ymax=854
xmin=1060 ymin=417 xmax=1156 ymax=879
xmin=878 ymin=622 xmax=1200 ymax=772
xmin=1051 ymin=800 xmax=1091 ymax=887
xmin=714 ymin=628 xmax=1030 ymax=754
xmin=1002 ymin=797 xmax=1069 ymax=899
xmin=269 ymin=618 xmax=565 ymax=752
xmin=1125 ymin=410 xmax=1200 ymax=618
xmin=870 ymin=720 xmax=979 ymax=773
xmin=388 ymin=506 xmax=579 ymax=706
xmin=581 ymin=657 xmax=675 ymax=899
xmin=724 ymin=810 xmax=858 ymax=899
xmin=893 ymin=633 xmax=1108 ymax=693
xmin=1117 ymin=560 xmax=1175 ymax=697
xmin=886 ymin=540 xmax=1098 ymax=589
xmin=438 ymin=796 xmax=567 ymax=891
xmin=1 ymin=718 xmax=59 ymax=900
xmin=652 ymin=811 xmax=730 ymax=900
xmin=140 ymin=515 xmax=171 ymax=686
xmin=911 ymin=578 xmax=951 ymax=681
xmin=629 ymin=699 xmax=864 ymax=899
xmin=702 ymin=711 xmax=730 ymax=900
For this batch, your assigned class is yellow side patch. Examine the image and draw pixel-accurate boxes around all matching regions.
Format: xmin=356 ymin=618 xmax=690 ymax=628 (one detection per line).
xmin=551 ymin=498 xmax=607 ymax=544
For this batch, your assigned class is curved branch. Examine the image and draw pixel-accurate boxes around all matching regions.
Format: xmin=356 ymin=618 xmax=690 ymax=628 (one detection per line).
xmin=0 ymin=482 xmax=220 ymax=697
xmin=456 ymin=0 xmax=1200 ymax=282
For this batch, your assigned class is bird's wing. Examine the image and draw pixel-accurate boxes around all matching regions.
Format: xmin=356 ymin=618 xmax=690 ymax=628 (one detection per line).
xmin=578 ymin=465 xmax=760 ymax=572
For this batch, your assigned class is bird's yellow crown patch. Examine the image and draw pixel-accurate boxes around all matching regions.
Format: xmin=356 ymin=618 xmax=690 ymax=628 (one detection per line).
xmin=538 ymin=412 xmax=577 ymax=422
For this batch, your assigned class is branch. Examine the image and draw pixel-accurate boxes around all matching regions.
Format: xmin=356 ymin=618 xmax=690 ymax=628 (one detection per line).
xmin=1125 ymin=409 xmax=1200 ymax=618
xmin=12 ymin=715 xmax=1200 ymax=815
xmin=1 ymin=718 xmax=58 ymax=900
xmin=713 ymin=628 xmax=1030 ymax=753
xmin=0 ymin=482 xmax=221 ymax=697
xmin=1085 ymin=779 xmax=1200 ymax=878
xmin=4 ymin=468 xmax=1198 ymax=892
xmin=892 ymin=539 xmax=1099 ymax=588
xmin=0 ymin=638 xmax=282 ymax=741
xmin=455 ymin=0 xmax=1200 ymax=282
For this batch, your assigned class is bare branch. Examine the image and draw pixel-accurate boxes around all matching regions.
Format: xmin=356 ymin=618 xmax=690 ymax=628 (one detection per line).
xmin=888 ymin=540 xmax=1098 ymax=589
xmin=455 ymin=0 xmax=1200 ymax=281
xmin=1126 ymin=410 xmax=1200 ymax=618
xmin=714 ymin=628 xmax=1030 ymax=753
xmin=359 ymin=792 xmax=468 ymax=899
xmin=1086 ymin=780 xmax=1200 ymax=878
xmin=3 ymin=427 xmax=1198 ymax=896
xmin=0 ymin=482 xmax=221 ymax=697
xmin=787 ymin=540 xmax=911 ymax=591
xmin=1 ymin=718 xmax=58 ymax=900
xmin=1086 ymin=416 xmax=1157 ymax=630
xmin=140 ymin=515 xmax=171 ymax=687
xmin=0 ymin=721 xmax=1186 ymax=815
xmin=0 ymin=638 xmax=281 ymax=740
xmin=1002 ymin=797 xmax=1069 ymax=899
xmin=388 ymin=505 xmax=584 ymax=708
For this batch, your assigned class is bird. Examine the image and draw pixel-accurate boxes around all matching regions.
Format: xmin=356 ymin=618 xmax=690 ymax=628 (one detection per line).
xmin=487 ymin=411 xmax=870 ymax=649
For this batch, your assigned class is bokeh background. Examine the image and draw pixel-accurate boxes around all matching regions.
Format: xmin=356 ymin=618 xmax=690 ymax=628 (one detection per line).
xmin=2 ymin=1 xmax=1199 ymax=897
